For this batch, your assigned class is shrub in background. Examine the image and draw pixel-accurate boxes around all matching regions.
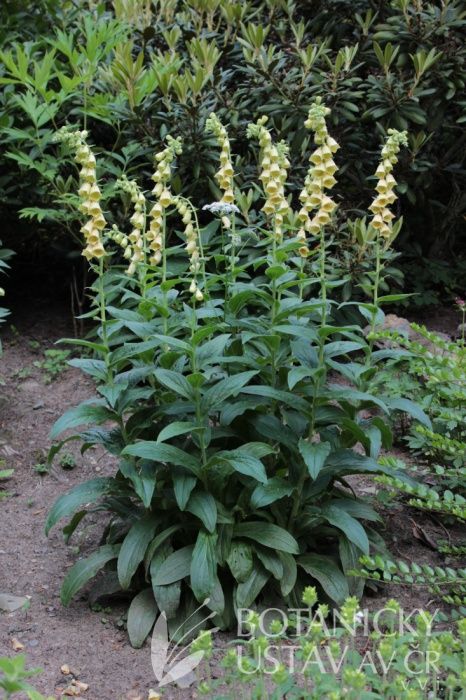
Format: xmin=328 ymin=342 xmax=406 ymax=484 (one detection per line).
xmin=0 ymin=0 xmax=465 ymax=301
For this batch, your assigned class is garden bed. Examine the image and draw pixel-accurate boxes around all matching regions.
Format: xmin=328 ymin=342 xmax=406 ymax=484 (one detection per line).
xmin=0 ymin=303 xmax=462 ymax=699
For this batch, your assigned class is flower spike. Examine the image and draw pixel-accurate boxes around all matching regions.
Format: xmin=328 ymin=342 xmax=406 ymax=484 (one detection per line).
xmin=369 ymin=129 xmax=408 ymax=246
xmin=297 ymin=98 xmax=339 ymax=257
xmin=54 ymin=127 xmax=107 ymax=261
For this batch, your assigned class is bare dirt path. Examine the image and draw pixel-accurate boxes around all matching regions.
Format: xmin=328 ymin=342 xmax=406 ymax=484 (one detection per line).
xmin=0 ymin=305 xmax=173 ymax=699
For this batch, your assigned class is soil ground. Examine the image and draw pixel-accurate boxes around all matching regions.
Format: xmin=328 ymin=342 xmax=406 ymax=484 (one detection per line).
xmin=0 ymin=301 xmax=463 ymax=699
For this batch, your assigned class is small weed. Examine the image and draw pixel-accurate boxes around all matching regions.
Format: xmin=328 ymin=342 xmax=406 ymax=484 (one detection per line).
xmin=59 ymin=452 xmax=76 ymax=470
xmin=0 ymin=465 xmax=13 ymax=500
xmin=33 ymin=349 xmax=70 ymax=383
xmin=33 ymin=463 xmax=49 ymax=475
xmin=15 ymin=366 xmax=32 ymax=380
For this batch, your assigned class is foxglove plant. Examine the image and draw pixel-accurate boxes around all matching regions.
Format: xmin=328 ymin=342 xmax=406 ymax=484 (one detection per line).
xmin=46 ymin=103 xmax=423 ymax=647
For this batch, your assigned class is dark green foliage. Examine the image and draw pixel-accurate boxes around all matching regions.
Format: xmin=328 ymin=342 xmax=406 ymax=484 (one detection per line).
xmin=0 ymin=0 xmax=465 ymax=290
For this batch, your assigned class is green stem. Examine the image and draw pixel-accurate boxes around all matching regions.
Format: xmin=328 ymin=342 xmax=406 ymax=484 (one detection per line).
xmin=299 ymin=255 xmax=305 ymax=301
xmin=162 ymin=211 xmax=168 ymax=336
xmin=366 ymin=233 xmax=382 ymax=366
xmin=229 ymin=214 xmax=237 ymax=292
xmin=98 ymin=258 xmax=108 ymax=353
xmin=190 ymin=335 xmax=208 ymax=469
xmin=289 ymin=227 xmax=327 ymax=527
xmin=309 ymin=225 xmax=328 ymax=439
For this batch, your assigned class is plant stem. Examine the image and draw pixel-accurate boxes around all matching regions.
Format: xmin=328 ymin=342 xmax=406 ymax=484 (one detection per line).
xmin=308 ymin=225 xmax=328 ymax=440
xmin=98 ymin=257 xmax=109 ymax=365
xmin=367 ymin=233 xmax=382 ymax=365
xmin=162 ymin=211 xmax=168 ymax=336
xmin=289 ymin=227 xmax=327 ymax=527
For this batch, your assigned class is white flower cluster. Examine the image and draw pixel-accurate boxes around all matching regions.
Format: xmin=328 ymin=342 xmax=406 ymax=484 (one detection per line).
xmin=202 ymin=202 xmax=240 ymax=215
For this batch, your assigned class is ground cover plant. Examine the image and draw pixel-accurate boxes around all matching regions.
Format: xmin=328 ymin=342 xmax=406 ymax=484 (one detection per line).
xmin=41 ymin=99 xmax=438 ymax=650
xmin=183 ymin=588 xmax=466 ymax=699
xmin=0 ymin=654 xmax=53 ymax=700
xmin=362 ymin=320 xmax=466 ymax=617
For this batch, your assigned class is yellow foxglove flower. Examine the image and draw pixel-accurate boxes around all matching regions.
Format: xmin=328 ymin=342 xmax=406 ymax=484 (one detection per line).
xmin=54 ymin=127 xmax=107 ymax=261
xmin=172 ymin=196 xmax=203 ymax=299
xmin=247 ymin=116 xmax=290 ymax=241
xmin=205 ymin=113 xmax=236 ymax=211
xmin=369 ymin=129 xmax=408 ymax=245
xmin=297 ymin=98 xmax=339 ymax=257
xmin=146 ymin=136 xmax=182 ymax=267
xmin=117 ymin=176 xmax=147 ymax=275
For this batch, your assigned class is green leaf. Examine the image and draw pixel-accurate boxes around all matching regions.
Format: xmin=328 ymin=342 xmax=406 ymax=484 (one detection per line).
xmin=234 ymin=522 xmax=299 ymax=554
xmin=219 ymin=451 xmax=267 ymax=484
xmin=68 ymin=359 xmax=108 ymax=381
xmin=190 ymin=531 xmax=218 ymax=602
xmin=298 ymin=554 xmax=349 ymax=605
xmin=152 ymin=546 xmax=194 ymax=585
xmin=50 ymin=400 xmax=113 ymax=440
xmin=330 ymin=498 xmax=381 ymax=523
xmin=324 ymin=341 xmax=365 ymax=358
xmin=226 ymin=542 xmax=254 ymax=583
xmin=326 ymin=386 xmax=388 ymax=413
xmin=251 ymin=414 xmax=296 ymax=449
xmin=220 ymin=398 xmax=264 ymax=425
xmin=58 ymin=337 xmax=108 ymax=354
xmin=186 ymin=491 xmax=217 ymax=533
xmin=378 ymin=294 xmax=414 ymax=303
xmin=157 ymin=421 xmax=199 ymax=443
xmin=385 ymin=397 xmax=432 ymax=429
xmin=321 ymin=505 xmax=369 ymax=554
xmin=288 ymin=366 xmax=314 ymax=390
xmin=118 ymin=514 xmax=159 ymax=589
xmin=339 ymin=538 xmax=365 ymax=598
xmin=119 ymin=461 xmax=155 ymax=508
xmin=241 ymin=385 xmax=309 ymax=412
xmin=123 ymin=442 xmax=200 ymax=475
xmin=45 ymin=478 xmax=116 ymax=535
xmin=145 ymin=525 xmax=181 ymax=573
xmin=173 ymin=472 xmax=197 ymax=510
xmin=194 ymin=334 xmax=231 ymax=366
xmin=251 ymin=478 xmax=293 ymax=508
xmin=127 ymin=588 xmax=158 ymax=648
xmin=61 ymin=544 xmax=120 ymax=606
xmin=206 ymin=577 xmax=225 ymax=615
xmin=201 ymin=370 xmax=258 ymax=411
xmin=150 ymin=548 xmax=181 ymax=619
xmin=279 ymin=552 xmax=297 ymax=596
xmin=154 ymin=369 xmax=194 ymax=400
xmin=63 ymin=511 xmax=87 ymax=544
xmin=299 ymin=440 xmax=331 ymax=480
xmin=256 ymin=547 xmax=283 ymax=579
xmin=236 ymin=566 xmax=269 ymax=608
